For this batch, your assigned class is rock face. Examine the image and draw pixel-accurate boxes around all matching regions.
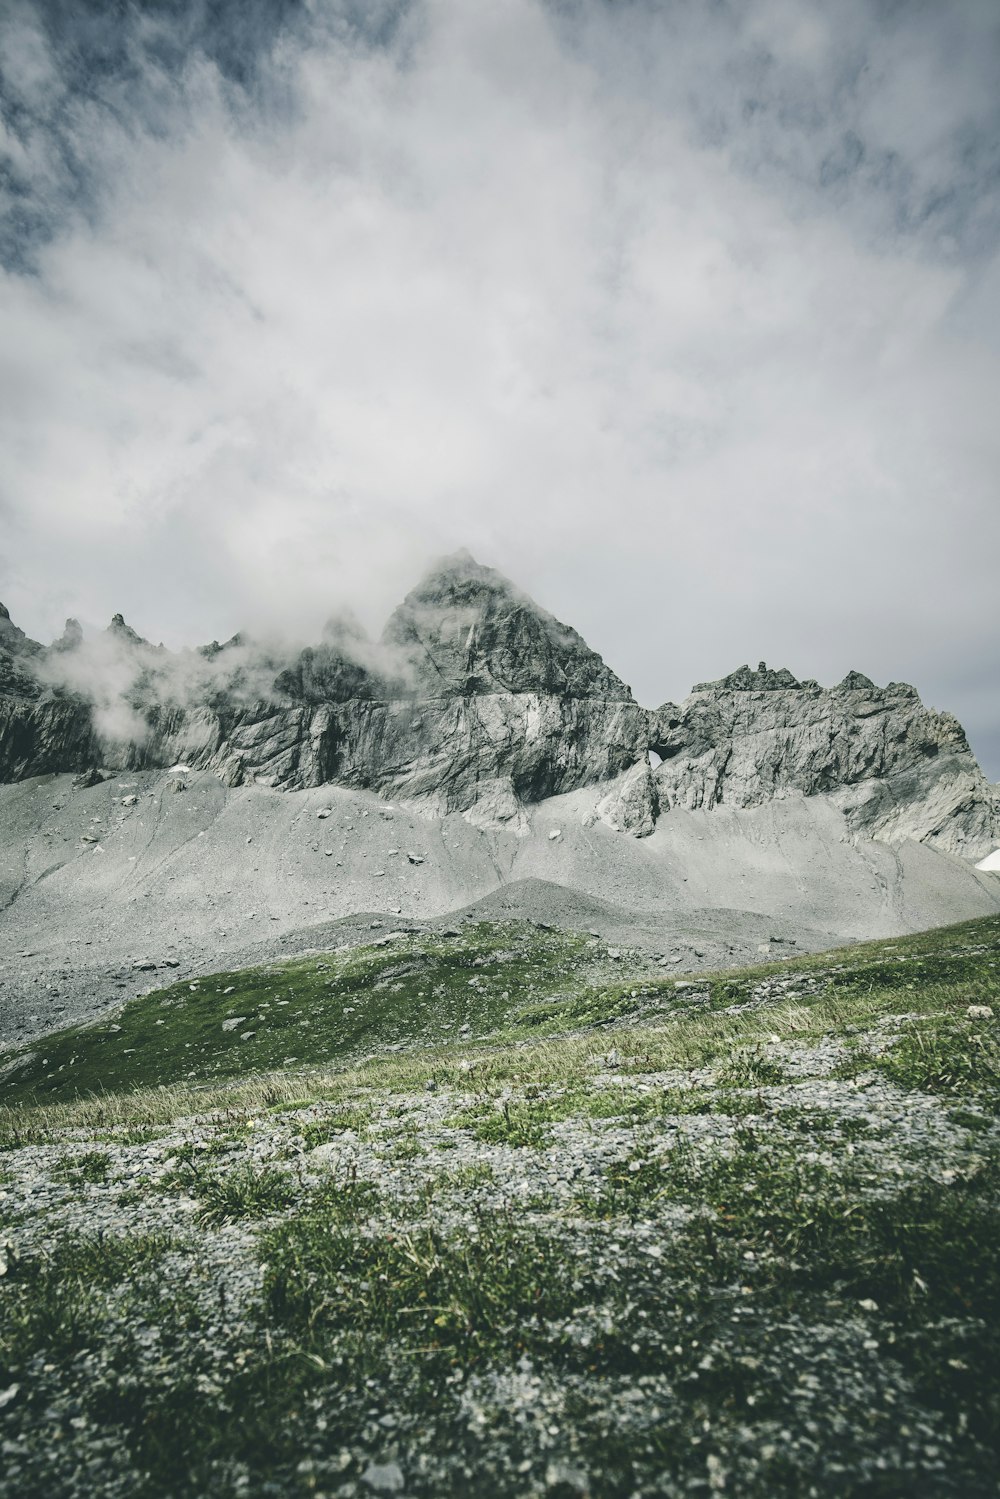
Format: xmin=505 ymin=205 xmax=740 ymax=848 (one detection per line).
xmin=382 ymin=550 xmax=628 ymax=698
xmin=0 ymin=576 xmax=996 ymax=857
xmin=649 ymin=662 xmax=998 ymax=857
xmin=0 ymin=556 xmax=647 ymax=824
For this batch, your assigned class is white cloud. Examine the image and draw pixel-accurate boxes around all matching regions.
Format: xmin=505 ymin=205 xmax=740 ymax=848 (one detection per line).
xmin=1 ymin=0 xmax=998 ymax=772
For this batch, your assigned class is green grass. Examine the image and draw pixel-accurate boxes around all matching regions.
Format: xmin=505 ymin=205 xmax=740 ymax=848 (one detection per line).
xmin=715 ymin=1045 xmax=788 ymax=1087
xmin=0 ymin=923 xmax=602 ymax=1106
xmin=161 ymin=1161 xmax=300 ymax=1225
xmin=53 ymin=1148 xmax=112 ymax=1183
xmin=0 ymin=1232 xmax=184 ymax=1370
xmin=3 ymin=913 xmax=999 ymax=1116
xmin=878 ymin=1011 xmax=1000 ymax=1100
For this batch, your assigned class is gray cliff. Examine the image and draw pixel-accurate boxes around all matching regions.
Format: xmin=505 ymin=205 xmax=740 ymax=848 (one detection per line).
xmin=0 ymin=555 xmax=647 ymax=825
xmin=649 ymin=662 xmax=998 ymax=856
xmin=0 ymin=571 xmax=996 ymax=856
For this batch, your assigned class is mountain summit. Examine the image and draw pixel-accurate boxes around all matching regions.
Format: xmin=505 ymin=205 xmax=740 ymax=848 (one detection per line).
xmin=383 ymin=552 xmax=631 ymax=699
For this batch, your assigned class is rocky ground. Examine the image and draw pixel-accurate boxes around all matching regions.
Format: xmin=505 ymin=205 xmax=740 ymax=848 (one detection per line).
xmin=1 ymin=915 xmax=998 ymax=1496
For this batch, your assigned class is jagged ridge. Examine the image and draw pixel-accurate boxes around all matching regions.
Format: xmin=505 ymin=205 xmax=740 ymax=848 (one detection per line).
xmin=0 ymin=572 xmax=997 ymax=856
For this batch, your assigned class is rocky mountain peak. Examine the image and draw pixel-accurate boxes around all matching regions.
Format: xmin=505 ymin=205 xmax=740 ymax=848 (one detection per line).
xmin=694 ymin=661 xmax=805 ymax=693
xmin=836 ymin=670 xmax=877 ymax=692
xmin=0 ymin=602 xmax=42 ymax=665
xmin=107 ymin=614 xmax=150 ymax=648
xmin=0 ymin=602 xmax=43 ymax=697
xmin=53 ymin=618 xmax=83 ymax=652
xmin=382 ymin=551 xmax=632 ymax=699
xmin=647 ymin=663 xmax=998 ymax=857
xmin=321 ymin=608 xmax=369 ymax=647
xmin=0 ymin=602 xmax=28 ymax=649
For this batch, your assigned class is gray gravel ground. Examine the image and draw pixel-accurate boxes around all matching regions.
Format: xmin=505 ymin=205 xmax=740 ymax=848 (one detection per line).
xmin=2 ymin=1005 xmax=997 ymax=1497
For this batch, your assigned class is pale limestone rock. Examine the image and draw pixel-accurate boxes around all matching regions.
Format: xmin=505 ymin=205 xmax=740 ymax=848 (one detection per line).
xmin=649 ymin=665 xmax=998 ymax=859
xmin=595 ymin=760 xmax=660 ymax=838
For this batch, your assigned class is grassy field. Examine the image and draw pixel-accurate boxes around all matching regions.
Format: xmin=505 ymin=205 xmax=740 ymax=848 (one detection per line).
xmin=1 ymin=914 xmax=998 ymax=1496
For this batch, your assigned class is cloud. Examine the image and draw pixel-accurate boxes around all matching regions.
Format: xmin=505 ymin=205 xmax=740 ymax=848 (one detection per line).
xmin=1 ymin=0 xmax=998 ymax=774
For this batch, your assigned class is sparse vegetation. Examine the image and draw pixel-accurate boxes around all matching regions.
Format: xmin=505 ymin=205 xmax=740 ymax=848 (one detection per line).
xmin=1 ymin=913 xmax=999 ymax=1495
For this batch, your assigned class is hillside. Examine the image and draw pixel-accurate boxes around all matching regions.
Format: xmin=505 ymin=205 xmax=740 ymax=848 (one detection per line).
xmin=2 ymin=770 xmax=998 ymax=1048
xmin=1 ymin=914 xmax=998 ymax=1496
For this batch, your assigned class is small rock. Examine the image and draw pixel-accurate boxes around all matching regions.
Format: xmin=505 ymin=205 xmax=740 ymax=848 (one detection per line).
xmin=407 ymin=852 xmax=425 ymax=865
xmin=548 ymin=829 xmax=561 ymax=840
xmin=967 ymin=1004 xmax=994 ymax=1020
xmin=362 ymin=1462 xmax=404 ymax=1494
xmin=317 ymin=809 xmax=332 ymax=819
xmin=73 ymin=768 xmax=105 ymax=789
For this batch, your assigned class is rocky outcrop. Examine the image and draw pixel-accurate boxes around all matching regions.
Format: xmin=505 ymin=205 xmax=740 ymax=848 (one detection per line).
xmin=649 ymin=662 xmax=999 ymax=858
xmin=0 ymin=694 xmax=98 ymax=780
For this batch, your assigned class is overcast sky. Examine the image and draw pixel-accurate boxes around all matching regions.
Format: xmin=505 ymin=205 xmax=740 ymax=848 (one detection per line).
xmin=1 ymin=0 xmax=998 ymax=774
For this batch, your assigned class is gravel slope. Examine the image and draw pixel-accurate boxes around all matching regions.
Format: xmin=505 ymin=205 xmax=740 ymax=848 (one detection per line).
xmin=1 ymin=770 xmax=997 ymax=1047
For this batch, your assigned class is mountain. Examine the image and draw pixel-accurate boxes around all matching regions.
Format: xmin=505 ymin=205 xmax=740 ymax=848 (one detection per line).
xmin=0 ymin=559 xmax=997 ymax=856
xmin=381 ymin=550 xmax=630 ymax=698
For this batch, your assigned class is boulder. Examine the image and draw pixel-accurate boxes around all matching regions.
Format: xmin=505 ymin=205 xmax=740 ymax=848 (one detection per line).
xmin=595 ymin=759 xmax=660 ymax=838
